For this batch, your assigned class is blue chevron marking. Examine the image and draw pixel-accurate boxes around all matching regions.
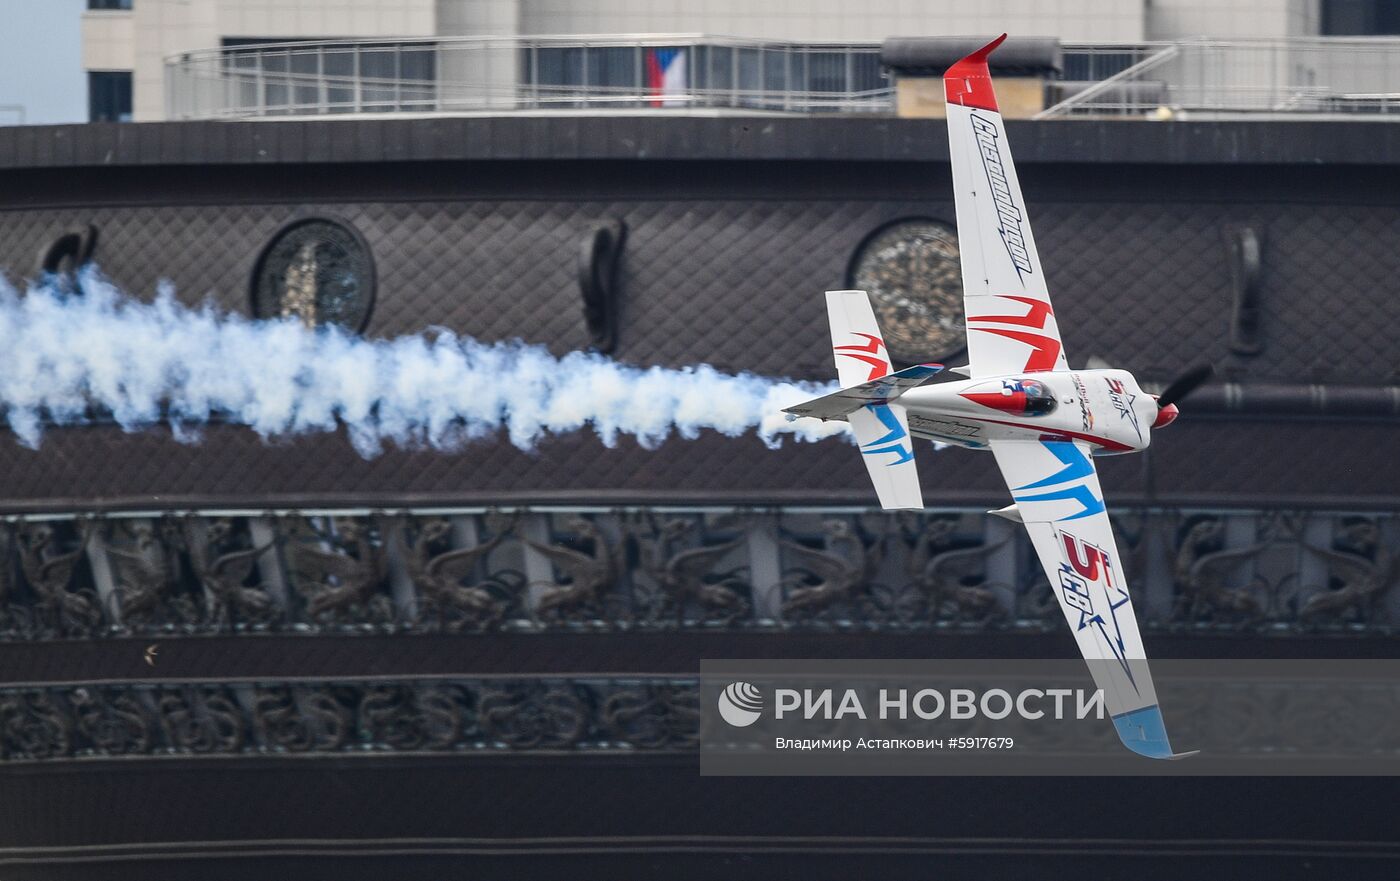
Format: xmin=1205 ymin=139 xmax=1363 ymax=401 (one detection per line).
xmin=859 ymin=404 xmax=914 ymax=466
xmin=862 ymin=442 xmax=915 ymax=466
xmin=1013 ymin=440 xmax=1094 ymax=491
xmin=1013 ymin=484 xmax=1105 ymax=521
xmin=864 ymin=403 xmax=905 ymax=447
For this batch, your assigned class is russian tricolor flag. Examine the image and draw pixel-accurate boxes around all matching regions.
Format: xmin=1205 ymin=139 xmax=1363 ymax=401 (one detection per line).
xmin=646 ymin=47 xmax=687 ymax=107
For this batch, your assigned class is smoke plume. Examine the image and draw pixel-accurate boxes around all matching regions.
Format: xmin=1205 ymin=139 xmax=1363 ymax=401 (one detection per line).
xmin=0 ymin=269 xmax=849 ymax=458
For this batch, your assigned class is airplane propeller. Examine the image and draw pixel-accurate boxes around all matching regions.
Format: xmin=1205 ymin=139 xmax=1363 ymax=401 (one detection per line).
xmin=1156 ymin=364 xmax=1214 ymax=410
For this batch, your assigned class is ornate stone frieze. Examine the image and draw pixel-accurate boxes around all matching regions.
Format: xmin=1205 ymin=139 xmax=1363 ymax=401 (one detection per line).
xmin=0 ymin=507 xmax=1390 ymax=639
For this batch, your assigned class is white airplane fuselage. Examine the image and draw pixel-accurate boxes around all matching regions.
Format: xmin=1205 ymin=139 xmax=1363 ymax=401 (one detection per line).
xmin=894 ymin=368 xmax=1166 ymax=455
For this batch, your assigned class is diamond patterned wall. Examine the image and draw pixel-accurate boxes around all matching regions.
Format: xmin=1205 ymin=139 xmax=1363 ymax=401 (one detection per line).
xmin=0 ymin=159 xmax=1395 ymax=509
xmin=3 ymin=194 xmax=1396 ymax=381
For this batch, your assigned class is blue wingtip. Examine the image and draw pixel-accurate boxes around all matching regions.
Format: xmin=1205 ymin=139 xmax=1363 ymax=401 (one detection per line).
xmin=1112 ymin=704 xmax=1196 ymax=760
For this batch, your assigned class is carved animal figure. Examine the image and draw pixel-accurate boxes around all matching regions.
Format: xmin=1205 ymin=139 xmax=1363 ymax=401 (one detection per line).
xmin=1298 ymin=519 xmax=1397 ymax=624
xmin=1172 ymin=519 xmax=1269 ymax=623
xmin=903 ymin=516 xmax=960 ymax=583
xmin=101 ymin=522 xmax=182 ymax=628
xmin=525 ymin=518 xmax=615 ymax=620
xmin=358 ymin=684 xmax=464 ymax=750
xmin=251 ymin=686 xmax=350 ymax=752
xmin=779 ymin=519 xmax=884 ymax=617
xmin=286 ymin=518 xmax=390 ymax=622
xmin=70 ymin=688 xmax=153 ymax=755
xmin=398 ymin=513 xmax=519 ymax=629
xmin=1108 ymin=510 xmax=1153 ymax=590
xmin=186 ymin=518 xmax=279 ymax=628
xmin=638 ymin=515 xmax=747 ymax=624
xmin=915 ymin=535 xmax=1011 ymax=623
xmin=18 ymin=521 xmax=101 ymax=636
xmin=157 ymin=687 xmax=246 ymax=754
xmin=601 ymin=683 xmax=700 ymax=749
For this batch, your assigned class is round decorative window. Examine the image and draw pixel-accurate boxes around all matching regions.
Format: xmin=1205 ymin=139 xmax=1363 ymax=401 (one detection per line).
xmin=250 ymin=218 xmax=376 ymax=332
xmin=848 ymin=218 xmax=964 ymax=364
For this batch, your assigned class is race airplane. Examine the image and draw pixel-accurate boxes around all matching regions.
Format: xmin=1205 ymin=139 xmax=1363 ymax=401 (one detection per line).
xmin=784 ymin=35 xmax=1207 ymax=759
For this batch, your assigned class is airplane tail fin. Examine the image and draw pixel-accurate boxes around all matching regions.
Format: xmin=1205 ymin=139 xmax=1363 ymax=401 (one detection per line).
xmin=787 ymin=290 xmax=927 ymax=511
xmin=825 ymin=289 xmax=895 ymax=387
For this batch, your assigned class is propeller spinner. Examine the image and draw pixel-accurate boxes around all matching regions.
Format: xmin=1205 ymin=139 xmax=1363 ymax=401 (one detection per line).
xmin=1151 ymin=364 xmax=1214 ymax=429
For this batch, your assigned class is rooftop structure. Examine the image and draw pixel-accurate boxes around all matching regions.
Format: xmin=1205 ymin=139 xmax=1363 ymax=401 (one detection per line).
xmin=157 ymin=33 xmax=1400 ymax=121
xmin=87 ymin=0 xmax=1400 ymax=122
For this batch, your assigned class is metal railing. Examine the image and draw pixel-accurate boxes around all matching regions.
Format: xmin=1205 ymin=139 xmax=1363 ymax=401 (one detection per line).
xmin=165 ymin=34 xmax=892 ymax=119
xmin=1040 ymin=37 xmax=1400 ymax=119
xmin=166 ymin=35 xmax=1400 ymax=121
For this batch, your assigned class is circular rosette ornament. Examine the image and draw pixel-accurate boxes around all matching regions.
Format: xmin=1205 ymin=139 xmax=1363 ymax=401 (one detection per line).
xmin=849 ymin=218 xmax=964 ymax=365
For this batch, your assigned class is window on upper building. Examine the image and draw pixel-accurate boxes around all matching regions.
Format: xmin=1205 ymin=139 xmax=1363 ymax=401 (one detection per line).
xmin=522 ymin=43 xmax=883 ymax=111
xmin=1322 ymin=0 xmax=1400 ymax=34
xmin=220 ymin=39 xmax=436 ymax=114
xmin=87 ymin=0 xmax=133 ymax=10
xmin=88 ymin=71 xmax=132 ymax=122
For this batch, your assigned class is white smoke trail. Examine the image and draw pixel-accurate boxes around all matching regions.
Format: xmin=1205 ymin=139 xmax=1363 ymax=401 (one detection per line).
xmin=0 ymin=269 xmax=851 ymax=458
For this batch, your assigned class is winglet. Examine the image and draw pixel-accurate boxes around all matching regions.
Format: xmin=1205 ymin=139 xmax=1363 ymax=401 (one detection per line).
xmin=1111 ymin=704 xmax=1198 ymax=760
xmin=944 ymin=33 xmax=1008 ymax=111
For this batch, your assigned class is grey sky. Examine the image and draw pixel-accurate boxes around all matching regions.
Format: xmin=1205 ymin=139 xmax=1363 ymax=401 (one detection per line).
xmin=0 ymin=0 xmax=85 ymax=125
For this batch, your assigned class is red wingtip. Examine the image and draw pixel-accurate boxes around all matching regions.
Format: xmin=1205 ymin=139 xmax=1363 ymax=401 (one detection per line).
xmin=944 ymin=34 xmax=1008 ymax=112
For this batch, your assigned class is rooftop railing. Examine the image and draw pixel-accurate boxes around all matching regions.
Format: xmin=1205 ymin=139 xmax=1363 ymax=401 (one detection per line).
xmin=1038 ymin=37 xmax=1400 ymax=119
xmin=165 ymin=34 xmax=893 ymax=120
xmin=164 ymin=34 xmax=1400 ymax=121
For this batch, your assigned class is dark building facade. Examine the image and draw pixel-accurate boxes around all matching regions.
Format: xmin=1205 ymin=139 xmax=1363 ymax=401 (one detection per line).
xmin=1 ymin=118 xmax=1398 ymax=509
xmin=0 ymin=117 xmax=1397 ymax=879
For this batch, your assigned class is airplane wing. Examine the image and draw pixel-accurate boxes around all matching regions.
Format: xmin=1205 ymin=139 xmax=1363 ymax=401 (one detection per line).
xmin=946 ymin=35 xmax=1069 ymax=379
xmin=989 ymin=437 xmax=1193 ymax=759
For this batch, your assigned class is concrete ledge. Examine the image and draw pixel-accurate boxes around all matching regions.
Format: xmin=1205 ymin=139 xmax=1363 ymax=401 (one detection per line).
xmin=0 ymin=117 xmax=1396 ymax=170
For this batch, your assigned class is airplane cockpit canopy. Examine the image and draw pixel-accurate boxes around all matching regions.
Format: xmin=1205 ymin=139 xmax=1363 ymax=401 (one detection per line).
xmin=960 ymin=378 xmax=1060 ymax=417
xmin=1010 ymin=379 xmax=1058 ymax=415
xmin=963 ymin=375 xmax=1058 ymax=417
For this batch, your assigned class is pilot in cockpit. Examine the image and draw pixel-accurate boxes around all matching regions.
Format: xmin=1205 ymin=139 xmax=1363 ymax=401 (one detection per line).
xmin=1000 ymin=378 xmax=1057 ymax=415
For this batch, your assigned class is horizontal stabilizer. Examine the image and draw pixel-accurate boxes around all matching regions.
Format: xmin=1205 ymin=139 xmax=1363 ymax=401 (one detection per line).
xmin=782 ymin=363 xmax=943 ymax=421
xmin=848 ymin=402 xmax=923 ymax=510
